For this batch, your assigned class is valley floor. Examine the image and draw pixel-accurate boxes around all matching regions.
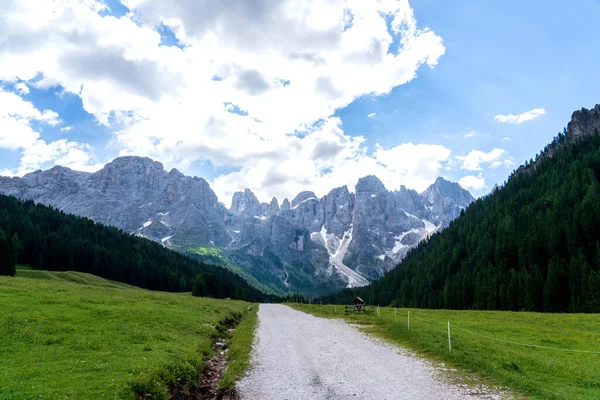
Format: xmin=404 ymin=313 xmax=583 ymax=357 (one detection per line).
xmin=237 ymin=304 xmax=505 ymax=400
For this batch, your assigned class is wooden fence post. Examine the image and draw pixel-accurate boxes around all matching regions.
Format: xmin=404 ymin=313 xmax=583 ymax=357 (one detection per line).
xmin=448 ymin=321 xmax=452 ymax=352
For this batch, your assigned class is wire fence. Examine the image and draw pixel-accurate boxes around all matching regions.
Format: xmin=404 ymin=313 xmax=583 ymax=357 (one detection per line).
xmin=292 ymin=303 xmax=600 ymax=355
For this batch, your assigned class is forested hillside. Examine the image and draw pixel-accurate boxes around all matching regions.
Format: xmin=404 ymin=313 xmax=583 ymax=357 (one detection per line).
xmin=324 ymin=129 xmax=600 ymax=312
xmin=0 ymin=194 xmax=277 ymax=302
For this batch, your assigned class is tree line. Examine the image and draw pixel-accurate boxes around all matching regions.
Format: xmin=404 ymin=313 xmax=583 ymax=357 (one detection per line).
xmin=321 ymin=130 xmax=600 ymax=313
xmin=0 ymin=194 xmax=278 ymax=302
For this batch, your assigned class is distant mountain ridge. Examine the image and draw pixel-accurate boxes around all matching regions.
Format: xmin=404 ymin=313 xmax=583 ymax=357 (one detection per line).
xmin=0 ymin=157 xmax=473 ymax=293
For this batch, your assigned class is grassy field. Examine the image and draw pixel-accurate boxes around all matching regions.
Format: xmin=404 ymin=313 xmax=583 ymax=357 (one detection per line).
xmin=288 ymin=303 xmax=600 ymax=400
xmin=0 ymin=271 xmax=254 ymax=399
xmin=15 ymin=268 xmax=136 ymax=289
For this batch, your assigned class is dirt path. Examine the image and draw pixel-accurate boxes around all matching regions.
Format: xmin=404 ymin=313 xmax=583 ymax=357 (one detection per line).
xmin=237 ymin=304 xmax=505 ymax=400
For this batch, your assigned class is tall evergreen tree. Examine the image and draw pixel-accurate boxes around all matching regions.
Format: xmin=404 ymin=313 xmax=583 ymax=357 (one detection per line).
xmin=0 ymin=229 xmax=16 ymax=276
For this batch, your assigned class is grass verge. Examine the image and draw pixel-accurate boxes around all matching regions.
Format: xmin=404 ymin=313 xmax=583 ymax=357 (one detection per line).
xmin=287 ymin=303 xmax=600 ymax=400
xmin=219 ymin=304 xmax=259 ymax=389
xmin=0 ymin=273 xmax=250 ymax=399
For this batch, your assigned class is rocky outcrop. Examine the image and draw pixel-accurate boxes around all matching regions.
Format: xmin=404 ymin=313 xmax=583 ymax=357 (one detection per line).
xmin=321 ymin=186 xmax=353 ymax=238
xmin=567 ymin=104 xmax=600 ymax=140
xmin=230 ymin=189 xmax=262 ymax=216
xmin=514 ymin=103 xmax=600 ymax=180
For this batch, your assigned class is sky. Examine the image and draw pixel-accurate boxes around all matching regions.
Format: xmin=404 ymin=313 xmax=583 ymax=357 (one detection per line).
xmin=1 ymin=0 xmax=599 ymax=205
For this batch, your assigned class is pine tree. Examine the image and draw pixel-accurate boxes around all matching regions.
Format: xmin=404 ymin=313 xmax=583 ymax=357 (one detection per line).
xmin=191 ymin=274 xmax=208 ymax=297
xmin=543 ymin=258 xmax=561 ymax=312
xmin=0 ymin=229 xmax=16 ymax=276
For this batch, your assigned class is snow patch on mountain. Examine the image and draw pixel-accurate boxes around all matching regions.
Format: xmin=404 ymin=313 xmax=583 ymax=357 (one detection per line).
xmin=329 ymin=226 xmax=370 ymax=288
xmin=139 ymin=220 xmax=152 ymax=229
xmin=291 ymin=197 xmax=317 ymax=210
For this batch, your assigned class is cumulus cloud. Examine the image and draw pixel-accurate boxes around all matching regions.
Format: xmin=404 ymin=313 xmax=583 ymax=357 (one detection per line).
xmin=15 ymin=82 xmax=29 ymax=95
xmin=459 ymin=174 xmax=486 ymax=191
xmin=494 ymin=108 xmax=546 ymax=124
xmin=367 ymin=113 xmax=377 ymax=118
xmin=0 ymin=0 xmax=447 ymax=202
xmin=456 ymin=148 xmax=514 ymax=171
xmin=0 ymin=88 xmax=100 ymax=175
xmin=211 ymin=118 xmax=453 ymax=203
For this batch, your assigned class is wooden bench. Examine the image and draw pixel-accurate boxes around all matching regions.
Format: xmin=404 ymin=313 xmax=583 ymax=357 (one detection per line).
xmin=344 ymin=305 xmax=374 ymax=314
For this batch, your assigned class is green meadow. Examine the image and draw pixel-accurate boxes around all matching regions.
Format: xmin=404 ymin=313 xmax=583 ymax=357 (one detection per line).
xmin=289 ymin=303 xmax=600 ymax=400
xmin=0 ymin=270 xmax=254 ymax=399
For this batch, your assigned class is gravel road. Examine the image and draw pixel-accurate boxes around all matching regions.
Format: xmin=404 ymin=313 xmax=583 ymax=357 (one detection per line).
xmin=237 ymin=304 xmax=505 ymax=400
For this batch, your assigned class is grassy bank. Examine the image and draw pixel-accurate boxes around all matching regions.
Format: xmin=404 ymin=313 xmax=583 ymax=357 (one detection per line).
xmin=0 ymin=272 xmax=253 ymax=399
xmin=288 ymin=303 xmax=600 ymax=400
xmin=219 ymin=304 xmax=259 ymax=389
xmin=15 ymin=267 xmax=136 ymax=289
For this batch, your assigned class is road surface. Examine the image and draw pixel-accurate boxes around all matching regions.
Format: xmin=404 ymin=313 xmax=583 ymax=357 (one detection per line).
xmin=237 ymin=304 xmax=504 ymax=400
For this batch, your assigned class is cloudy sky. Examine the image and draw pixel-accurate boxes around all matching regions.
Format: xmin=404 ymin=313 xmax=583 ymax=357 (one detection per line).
xmin=1 ymin=0 xmax=599 ymax=205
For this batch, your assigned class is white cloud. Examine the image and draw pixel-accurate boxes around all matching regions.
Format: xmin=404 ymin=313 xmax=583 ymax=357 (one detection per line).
xmin=60 ymin=126 xmax=73 ymax=132
xmin=459 ymin=174 xmax=486 ymax=191
xmin=494 ymin=108 xmax=546 ymax=124
xmin=464 ymin=130 xmax=477 ymax=138
xmin=15 ymin=82 xmax=29 ymax=95
xmin=456 ymin=148 xmax=514 ymax=171
xmin=0 ymin=0 xmax=447 ymax=202
xmin=0 ymin=89 xmax=59 ymax=149
xmin=211 ymin=118 xmax=452 ymax=203
xmin=501 ymin=136 xmax=511 ymax=143
xmin=367 ymin=113 xmax=377 ymax=118
xmin=0 ymin=88 xmax=99 ymax=175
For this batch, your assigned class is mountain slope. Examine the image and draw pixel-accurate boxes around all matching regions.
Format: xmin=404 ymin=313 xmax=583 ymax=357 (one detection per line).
xmin=323 ymin=103 xmax=600 ymax=312
xmin=0 ymin=194 xmax=277 ymax=302
xmin=0 ymin=158 xmax=473 ymax=293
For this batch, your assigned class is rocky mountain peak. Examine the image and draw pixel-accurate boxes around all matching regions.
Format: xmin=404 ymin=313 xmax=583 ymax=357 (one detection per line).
xmin=356 ymin=175 xmax=386 ymax=193
xmin=422 ymin=177 xmax=468 ymax=200
xmin=230 ymin=188 xmax=261 ymax=216
xmin=322 ymin=185 xmax=354 ymax=237
xmin=107 ymin=156 xmax=164 ymax=170
xmin=168 ymin=168 xmax=185 ymax=178
xmin=291 ymin=191 xmax=317 ymax=208
xmin=567 ymin=103 xmax=600 ymax=140
xmin=422 ymin=177 xmax=474 ymax=226
xmin=281 ymin=198 xmax=291 ymax=211
xmin=269 ymin=197 xmax=279 ymax=209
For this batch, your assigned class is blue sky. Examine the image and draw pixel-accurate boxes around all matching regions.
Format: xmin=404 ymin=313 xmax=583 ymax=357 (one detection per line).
xmin=1 ymin=0 xmax=599 ymax=203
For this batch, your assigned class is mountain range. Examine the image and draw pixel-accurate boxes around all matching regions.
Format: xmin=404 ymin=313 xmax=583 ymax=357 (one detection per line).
xmin=0 ymin=158 xmax=473 ymax=293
